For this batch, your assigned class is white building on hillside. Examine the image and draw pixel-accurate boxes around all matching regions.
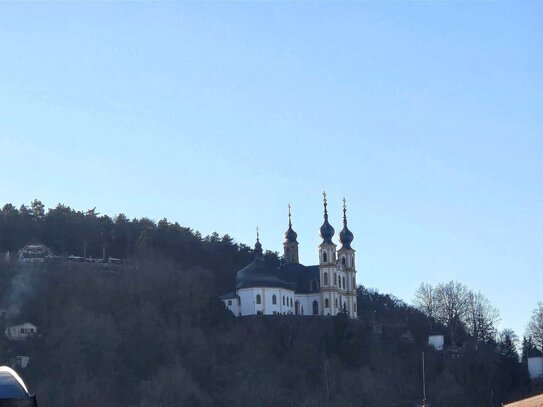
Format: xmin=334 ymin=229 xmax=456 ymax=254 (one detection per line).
xmin=221 ymin=194 xmax=358 ymax=319
xmin=18 ymin=243 xmax=53 ymax=263
xmin=5 ymin=323 xmax=37 ymax=341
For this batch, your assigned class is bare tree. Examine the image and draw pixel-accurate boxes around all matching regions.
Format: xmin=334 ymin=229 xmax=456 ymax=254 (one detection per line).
xmin=434 ymin=281 xmax=470 ymax=344
xmin=464 ymin=291 xmax=499 ymax=345
xmin=414 ymin=282 xmax=436 ymax=329
xmin=527 ymin=301 xmax=543 ymax=350
xmin=415 ymin=283 xmax=435 ymax=317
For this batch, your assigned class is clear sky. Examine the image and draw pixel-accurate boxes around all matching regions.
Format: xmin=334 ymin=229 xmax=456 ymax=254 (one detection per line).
xmin=1 ymin=2 xmax=542 ymax=338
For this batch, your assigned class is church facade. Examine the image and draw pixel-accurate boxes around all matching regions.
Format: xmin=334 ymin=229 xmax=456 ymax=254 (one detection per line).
xmin=221 ymin=194 xmax=358 ymax=319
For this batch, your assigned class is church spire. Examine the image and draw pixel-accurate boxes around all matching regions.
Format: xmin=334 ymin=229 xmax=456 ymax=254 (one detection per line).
xmin=283 ymin=204 xmax=299 ymax=263
xmin=254 ymin=227 xmax=263 ymax=258
xmin=319 ymin=191 xmax=335 ymax=244
xmin=339 ymin=198 xmax=354 ymax=250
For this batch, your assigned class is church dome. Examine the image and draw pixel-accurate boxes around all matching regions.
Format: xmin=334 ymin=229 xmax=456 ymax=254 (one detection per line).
xmin=284 ymin=225 xmax=298 ymax=244
xmin=284 ymin=205 xmax=298 ymax=244
xmin=235 ymin=257 xmax=292 ymax=290
xmin=320 ymin=220 xmax=335 ymax=244
xmin=320 ymin=192 xmax=335 ymax=244
xmin=339 ymin=225 xmax=354 ymax=249
xmin=339 ymin=198 xmax=354 ymax=250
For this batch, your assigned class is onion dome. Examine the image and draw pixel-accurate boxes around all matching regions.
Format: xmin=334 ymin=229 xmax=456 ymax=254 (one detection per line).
xmin=284 ymin=204 xmax=298 ymax=244
xmin=320 ymin=192 xmax=335 ymax=244
xmin=339 ymin=198 xmax=354 ymax=250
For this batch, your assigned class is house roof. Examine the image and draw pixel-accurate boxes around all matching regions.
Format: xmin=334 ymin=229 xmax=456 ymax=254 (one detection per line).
xmin=503 ymin=394 xmax=543 ymax=407
xmin=528 ymin=348 xmax=543 ymax=358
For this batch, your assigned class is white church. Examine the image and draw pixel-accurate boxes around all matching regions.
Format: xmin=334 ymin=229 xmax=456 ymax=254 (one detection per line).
xmin=221 ymin=193 xmax=358 ymax=319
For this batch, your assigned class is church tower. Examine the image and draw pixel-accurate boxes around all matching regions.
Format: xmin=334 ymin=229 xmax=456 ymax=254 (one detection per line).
xmin=319 ymin=192 xmax=339 ymax=315
xmin=283 ymin=204 xmax=299 ymax=264
xmin=338 ymin=198 xmax=357 ymax=318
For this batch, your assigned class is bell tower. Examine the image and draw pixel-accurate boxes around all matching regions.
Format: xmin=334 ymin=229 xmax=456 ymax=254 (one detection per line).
xmin=338 ymin=198 xmax=357 ymax=318
xmin=283 ymin=204 xmax=299 ymax=264
xmin=319 ymin=191 xmax=339 ymax=315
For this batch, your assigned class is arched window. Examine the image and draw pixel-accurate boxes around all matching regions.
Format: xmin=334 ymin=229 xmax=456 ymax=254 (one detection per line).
xmin=352 ymin=276 xmax=356 ymax=289
xmin=333 ymin=273 xmax=337 ymax=286
xmin=290 ymin=298 xmax=293 ymax=307
xmin=335 ymin=298 xmax=338 ymax=308
xmin=272 ymin=294 xmax=277 ymax=305
xmin=342 ymin=277 xmax=346 ymax=289
xmin=323 ymin=272 xmax=329 ymax=286
xmin=322 ymin=251 xmax=328 ymax=263
xmin=341 ymin=256 xmax=346 ymax=266
xmin=312 ymin=300 xmax=319 ymax=315
xmin=256 ymin=294 xmax=261 ymax=304
xmin=311 ymin=281 xmax=317 ymax=292
xmin=283 ymin=296 xmax=285 ymax=305
xmin=325 ymin=298 xmax=329 ymax=308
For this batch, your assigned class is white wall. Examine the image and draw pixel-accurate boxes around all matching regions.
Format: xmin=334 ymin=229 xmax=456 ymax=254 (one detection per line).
xmin=528 ymin=356 xmax=543 ymax=380
xmin=237 ymin=287 xmax=295 ymax=316
xmin=428 ymin=335 xmax=445 ymax=351
xmin=223 ymin=297 xmax=240 ymax=316
xmin=295 ymin=294 xmax=322 ymax=315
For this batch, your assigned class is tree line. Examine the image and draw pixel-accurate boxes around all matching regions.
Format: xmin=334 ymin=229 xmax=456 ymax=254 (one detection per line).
xmin=1 ymin=200 xmax=543 ymax=406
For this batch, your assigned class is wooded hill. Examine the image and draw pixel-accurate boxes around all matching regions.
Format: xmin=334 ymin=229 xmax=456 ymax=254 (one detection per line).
xmin=0 ymin=201 xmax=537 ymax=406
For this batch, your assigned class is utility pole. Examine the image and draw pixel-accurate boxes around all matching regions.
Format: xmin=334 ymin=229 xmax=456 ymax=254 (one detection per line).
xmin=422 ymin=351 xmax=428 ymax=407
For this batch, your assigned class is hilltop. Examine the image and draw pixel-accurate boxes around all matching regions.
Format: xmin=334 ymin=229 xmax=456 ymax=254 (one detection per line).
xmin=0 ymin=201 xmax=537 ymax=406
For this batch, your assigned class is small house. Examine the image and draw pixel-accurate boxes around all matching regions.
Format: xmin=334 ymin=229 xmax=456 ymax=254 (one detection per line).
xmin=5 ymin=323 xmax=37 ymax=341
xmin=18 ymin=243 xmax=53 ymax=263
xmin=428 ymin=333 xmax=445 ymax=351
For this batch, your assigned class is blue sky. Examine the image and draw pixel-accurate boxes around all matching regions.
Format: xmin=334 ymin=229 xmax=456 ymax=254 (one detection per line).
xmin=1 ymin=2 xmax=542 ymax=338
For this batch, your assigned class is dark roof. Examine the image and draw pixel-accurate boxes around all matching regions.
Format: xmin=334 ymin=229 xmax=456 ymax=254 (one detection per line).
xmin=235 ymin=257 xmax=293 ymax=290
xmin=278 ymin=263 xmax=320 ymax=294
xmin=528 ymin=348 xmax=543 ymax=358
xmin=219 ymin=291 xmax=238 ymax=300
xmin=227 ymin=256 xmax=321 ymax=294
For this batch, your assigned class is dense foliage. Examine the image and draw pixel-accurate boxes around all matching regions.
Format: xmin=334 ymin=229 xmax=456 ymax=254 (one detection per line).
xmin=0 ymin=201 xmax=538 ymax=406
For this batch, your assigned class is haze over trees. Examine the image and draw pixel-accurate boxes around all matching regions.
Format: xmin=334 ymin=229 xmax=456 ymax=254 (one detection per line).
xmin=0 ymin=201 xmax=540 ymax=406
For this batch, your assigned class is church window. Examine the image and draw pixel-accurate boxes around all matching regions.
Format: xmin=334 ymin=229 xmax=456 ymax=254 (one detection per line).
xmin=325 ymin=298 xmax=329 ymax=308
xmin=256 ymin=294 xmax=261 ymax=305
xmin=342 ymin=256 xmax=346 ymax=266
xmin=322 ymin=251 xmax=328 ymax=263
xmin=334 ymin=273 xmax=337 ymax=286
xmin=352 ymin=277 xmax=356 ymax=289
xmin=342 ymin=277 xmax=346 ymax=290
xmin=283 ymin=296 xmax=285 ymax=305
xmin=272 ymin=294 xmax=277 ymax=305
xmin=323 ymin=272 xmax=329 ymax=286
xmin=335 ymin=298 xmax=338 ymax=308
xmin=312 ymin=301 xmax=319 ymax=315
xmin=290 ymin=298 xmax=293 ymax=307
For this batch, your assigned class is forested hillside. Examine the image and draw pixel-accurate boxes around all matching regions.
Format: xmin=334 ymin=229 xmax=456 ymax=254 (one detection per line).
xmin=0 ymin=201 xmax=538 ymax=406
